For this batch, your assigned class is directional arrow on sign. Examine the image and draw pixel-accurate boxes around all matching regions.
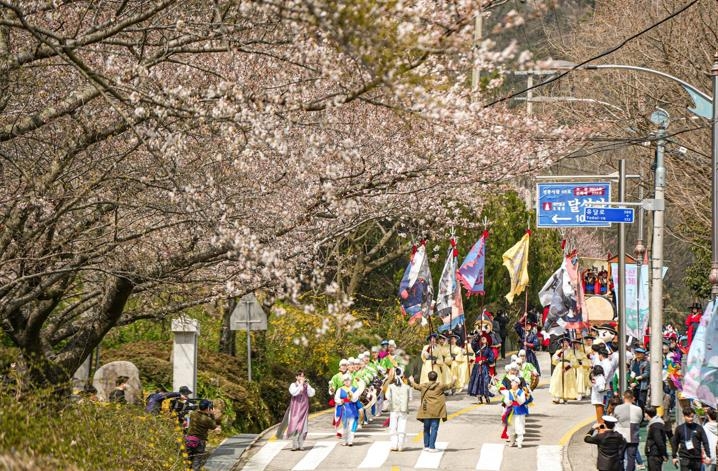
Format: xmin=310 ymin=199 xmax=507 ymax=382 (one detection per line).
xmin=551 ymin=214 xmax=572 ymax=223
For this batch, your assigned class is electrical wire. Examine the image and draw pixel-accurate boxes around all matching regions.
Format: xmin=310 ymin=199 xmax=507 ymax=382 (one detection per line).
xmin=483 ymin=0 xmax=701 ymax=109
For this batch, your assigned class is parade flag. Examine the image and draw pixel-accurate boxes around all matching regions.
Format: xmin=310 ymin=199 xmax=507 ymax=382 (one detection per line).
xmin=683 ymin=300 xmax=718 ymax=408
xmin=538 ymin=253 xmax=584 ymax=331
xmin=435 ymin=239 xmax=464 ymax=332
xmin=502 ymin=231 xmax=530 ymax=304
xmin=457 ymin=231 xmax=488 ymax=296
xmin=398 ymin=243 xmax=434 ymax=325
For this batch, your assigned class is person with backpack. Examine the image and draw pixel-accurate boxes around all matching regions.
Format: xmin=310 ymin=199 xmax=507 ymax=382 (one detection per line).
xmin=185 ymin=399 xmax=221 ymax=471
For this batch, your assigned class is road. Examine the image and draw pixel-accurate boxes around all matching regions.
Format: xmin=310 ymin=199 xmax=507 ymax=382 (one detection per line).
xmin=233 ymin=353 xmax=596 ymax=471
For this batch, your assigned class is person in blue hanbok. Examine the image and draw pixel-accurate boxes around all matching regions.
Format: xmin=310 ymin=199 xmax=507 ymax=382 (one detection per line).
xmin=468 ymin=333 xmax=495 ymax=404
xmin=515 ymin=316 xmax=541 ymax=376
xmin=334 ymin=374 xmax=360 ymax=446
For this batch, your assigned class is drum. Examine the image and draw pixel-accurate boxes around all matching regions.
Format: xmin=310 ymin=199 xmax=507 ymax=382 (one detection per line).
xmin=530 ymin=374 xmax=540 ymax=390
xmin=584 ymin=295 xmax=615 ymax=322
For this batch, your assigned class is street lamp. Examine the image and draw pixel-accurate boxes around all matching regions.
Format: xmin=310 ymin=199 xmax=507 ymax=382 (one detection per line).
xmin=569 ymin=58 xmax=718 ymax=409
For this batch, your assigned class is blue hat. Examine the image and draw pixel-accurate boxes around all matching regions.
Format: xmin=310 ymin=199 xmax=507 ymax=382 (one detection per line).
xmin=380 ymin=339 xmax=389 ymax=346
xmin=199 ymin=399 xmax=212 ymax=410
xmin=634 ymin=347 xmax=647 ymax=354
xmin=427 ymin=333 xmax=438 ymax=341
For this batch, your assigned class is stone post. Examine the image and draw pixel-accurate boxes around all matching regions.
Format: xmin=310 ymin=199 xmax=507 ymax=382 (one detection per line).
xmin=172 ymin=317 xmax=199 ymax=397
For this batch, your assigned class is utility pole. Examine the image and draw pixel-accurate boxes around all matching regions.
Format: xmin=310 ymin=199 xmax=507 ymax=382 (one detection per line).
xmin=618 ymin=159 xmax=627 ymax=395
xmin=649 ymin=108 xmax=669 ymax=408
xmin=471 ymin=5 xmax=482 ymax=92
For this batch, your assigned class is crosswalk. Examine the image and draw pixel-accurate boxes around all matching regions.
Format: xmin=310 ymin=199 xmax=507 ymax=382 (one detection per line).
xmin=240 ymin=440 xmax=564 ymax=471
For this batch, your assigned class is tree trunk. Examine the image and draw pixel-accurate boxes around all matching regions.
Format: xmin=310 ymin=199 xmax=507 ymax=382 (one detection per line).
xmin=219 ymin=298 xmax=237 ymax=356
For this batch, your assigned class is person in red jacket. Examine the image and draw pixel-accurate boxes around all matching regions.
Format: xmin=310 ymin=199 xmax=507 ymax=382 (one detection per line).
xmin=685 ymin=302 xmax=703 ymax=347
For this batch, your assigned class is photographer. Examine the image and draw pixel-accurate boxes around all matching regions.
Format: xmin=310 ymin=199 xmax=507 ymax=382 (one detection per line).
xmin=185 ymin=399 xmax=221 ymax=471
xmin=170 ymin=386 xmax=198 ymax=428
xmin=584 ymin=415 xmax=627 ymax=471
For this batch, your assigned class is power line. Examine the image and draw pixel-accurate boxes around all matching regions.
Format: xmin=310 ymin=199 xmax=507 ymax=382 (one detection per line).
xmin=483 ymin=0 xmax=700 ymax=109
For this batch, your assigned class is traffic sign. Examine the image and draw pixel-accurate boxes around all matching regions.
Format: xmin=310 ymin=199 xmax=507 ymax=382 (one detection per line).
xmin=536 ymin=182 xmax=611 ymax=228
xmin=584 ymin=207 xmax=635 ymax=223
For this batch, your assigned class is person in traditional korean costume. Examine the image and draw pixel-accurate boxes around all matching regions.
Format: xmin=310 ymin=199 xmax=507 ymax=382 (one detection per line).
xmin=420 ymin=333 xmax=443 ymax=384
xmin=334 ymin=373 xmax=360 ymax=446
xmin=448 ymin=334 xmax=470 ymax=392
xmin=468 ymin=333 xmax=494 ymax=404
xmin=573 ymin=339 xmax=590 ymax=401
xmin=436 ymin=334 xmax=453 ymax=387
xmin=515 ymin=316 xmax=541 ymax=376
xmin=549 ymin=336 xmax=578 ymax=403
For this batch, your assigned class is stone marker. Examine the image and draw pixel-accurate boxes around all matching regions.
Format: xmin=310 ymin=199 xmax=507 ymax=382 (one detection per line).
xmin=172 ymin=317 xmax=199 ymax=397
xmin=92 ymin=360 xmax=142 ymax=404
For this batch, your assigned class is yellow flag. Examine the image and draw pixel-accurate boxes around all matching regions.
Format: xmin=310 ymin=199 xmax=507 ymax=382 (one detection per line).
xmin=502 ymin=231 xmax=530 ymax=304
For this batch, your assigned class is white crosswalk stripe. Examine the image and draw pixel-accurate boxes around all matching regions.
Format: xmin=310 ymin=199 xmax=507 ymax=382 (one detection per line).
xmin=357 ymin=441 xmax=393 ymax=468
xmin=291 ymin=441 xmax=337 ymax=471
xmin=241 ymin=440 xmax=289 ymax=471
xmin=414 ymin=441 xmax=448 ymax=469
xmin=475 ymin=443 xmax=505 ymax=470
xmin=536 ymin=445 xmax=563 ymax=471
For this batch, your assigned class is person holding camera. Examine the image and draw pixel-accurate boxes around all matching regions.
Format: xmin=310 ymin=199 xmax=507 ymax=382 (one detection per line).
xmin=185 ymin=399 xmax=221 ymax=471
xmin=584 ymin=415 xmax=627 ymax=471
xmin=276 ymin=371 xmax=316 ymax=451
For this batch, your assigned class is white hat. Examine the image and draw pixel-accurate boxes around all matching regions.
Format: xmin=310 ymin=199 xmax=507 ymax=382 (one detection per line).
xmin=351 ymin=358 xmax=362 ymax=365
xmin=371 ymin=346 xmax=379 ymax=352
xmin=339 ymin=359 xmax=349 ymax=366
xmin=518 ymin=349 xmax=527 ymax=356
xmin=363 ymin=351 xmax=370 ymax=357
xmin=509 ymin=362 xmax=519 ymax=371
xmin=602 ymin=415 xmax=618 ymax=423
xmin=511 ymin=354 xmax=519 ymax=363
xmin=347 ymin=357 xmax=356 ymax=363
xmin=357 ymin=353 xmax=366 ymax=360
xmin=504 ymin=364 xmax=512 ymax=373
xmin=509 ymin=375 xmax=521 ymax=384
xmin=342 ymin=373 xmax=353 ymax=382
xmin=388 ymin=340 xmax=397 ymax=347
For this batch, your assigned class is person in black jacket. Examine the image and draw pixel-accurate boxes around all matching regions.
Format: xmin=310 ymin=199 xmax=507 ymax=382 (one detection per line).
xmin=584 ymin=415 xmax=627 ymax=471
xmin=644 ymin=406 xmax=668 ymax=470
xmin=671 ymin=408 xmax=712 ymax=470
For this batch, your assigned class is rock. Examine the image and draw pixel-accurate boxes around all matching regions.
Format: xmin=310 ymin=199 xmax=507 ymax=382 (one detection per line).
xmin=92 ymin=360 xmax=143 ymax=404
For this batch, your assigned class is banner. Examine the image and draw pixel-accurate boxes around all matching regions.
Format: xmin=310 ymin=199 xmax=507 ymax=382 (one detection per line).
xmin=457 ymin=231 xmax=487 ymax=296
xmin=610 ymin=263 xmax=666 ymax=339
xmin=683 ymin=300 xmax=718 ymax=408
xmin=502 ymin=231 xmax=530 ymax=304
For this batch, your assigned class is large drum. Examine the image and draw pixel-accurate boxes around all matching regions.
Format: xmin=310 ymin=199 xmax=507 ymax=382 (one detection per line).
xmin=584 ymin=295 xmax=615 ymax=322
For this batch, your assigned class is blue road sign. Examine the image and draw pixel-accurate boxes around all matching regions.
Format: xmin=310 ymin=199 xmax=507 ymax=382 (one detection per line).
xmin=584 ymin=207 xmax=635 ymax=223
xmin=536 ymin=182 xmax=611 ymax=228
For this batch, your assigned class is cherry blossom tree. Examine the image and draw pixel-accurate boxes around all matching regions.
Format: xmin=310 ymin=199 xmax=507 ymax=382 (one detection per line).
xmin=0 ymin=0 xmax=575 ymax=385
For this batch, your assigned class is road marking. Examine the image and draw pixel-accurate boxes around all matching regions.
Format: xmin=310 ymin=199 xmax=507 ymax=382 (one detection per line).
xmin=475 ymin=443 xmax=504 ymax=470
xmin=414 ymin=441 xmax=448 ymax=469
xmin=358 ymin=441 xmax=393 ymax=468
xmin=291 ymin=441 xmax=337 ymax=471
xmin=241 ymin=440 xmax=288 ymax=471
xmin=391 ymin=467 xmax=400 ymax=471
xmin=558 ymin=414 xmax=595 ymax=445
xmin=536 ymin=445 xmax=563 ymax=471
xmin=413 ymin=403 xmax=482 ymax=443
xmin=306 ymin=432 xmax=418 ymax=437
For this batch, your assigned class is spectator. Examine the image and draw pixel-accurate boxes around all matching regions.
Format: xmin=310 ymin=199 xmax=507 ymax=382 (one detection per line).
xmin=613 ymin=390 xmax=643 ymax=471
xmin=185 ymin=399 xmax=221 ymax=471
xmin=704 ymin=408 xmax=718 ymax=471
xmin=644 ymin=406 xmax=669 ymax=471
xmin=109 ymin=376 xmax=128 ymax=404
xmin=409 ymin=370 xmax=455 ymax=452
xmin=584 ymin=415 xmax=627 ymax=471
xmin=671 ymin=408 xmax=712 ymax=471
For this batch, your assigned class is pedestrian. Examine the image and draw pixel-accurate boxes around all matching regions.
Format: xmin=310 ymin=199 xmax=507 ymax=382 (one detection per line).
xmin=185 ymin=399 xmax=221 ymax=471
xmin=108 ymin=376 xmax=129 ymax=404
xmin=644 ymin=406 xmax=668 ymax=471
xmin=502 ymin=375 xmax=528 ymax=448
xmin=629 ymin=347 xmax=650 ymax=410
xmin=409 ymin=370 xmax=455 ymax=452
xmin=334 ymin=373 xmax=360 ymax=446
xmin=614 ymin=390 xmax=643 ymax=471
xmin=584 ymin=415 xmax=627 ymax=471
xmin=276 ymin=371 xmax=315 ymax=451
xmin=705 ymin=408 xmax=718 ymax=471
xmin=385 ymin=367 xmax=411 ymax=451
xmin=590 ymin=364 xmax=607 ymax=423
xmin=671 ymin=408 xmax=712 ymax=471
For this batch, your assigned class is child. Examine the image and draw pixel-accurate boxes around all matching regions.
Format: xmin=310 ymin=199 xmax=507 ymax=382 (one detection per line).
xmin=502 ymin=376 xmax=528 ymax=448
xmin=590 ymin=365 xmax=606 ymax=423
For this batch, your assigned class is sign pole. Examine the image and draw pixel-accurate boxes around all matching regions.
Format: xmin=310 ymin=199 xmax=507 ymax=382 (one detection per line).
xmin=246 ymin=299 xmax=252 ymax=382
xmin=618 ymin=159 xmax=627 ymax=395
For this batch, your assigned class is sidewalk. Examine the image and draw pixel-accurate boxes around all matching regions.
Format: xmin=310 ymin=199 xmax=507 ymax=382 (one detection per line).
xmin=565 ymin=415 xmax=651 ymax=470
